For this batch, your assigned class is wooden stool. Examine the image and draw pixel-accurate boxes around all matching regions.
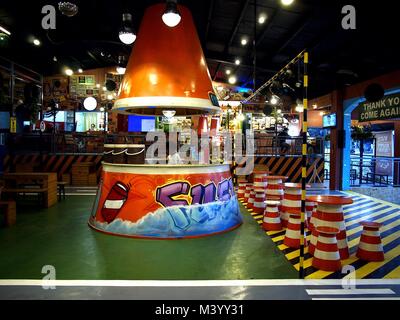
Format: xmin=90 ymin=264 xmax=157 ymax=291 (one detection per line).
xmin=0 ymin=200 xmax=16 ymax=226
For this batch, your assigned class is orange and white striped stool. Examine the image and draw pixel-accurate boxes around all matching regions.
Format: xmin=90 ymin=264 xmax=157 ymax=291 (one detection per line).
xmin=306 ymin=200 xmax=315 ymax=228
xmin=308 ymin=196 xmax=353 ymax=260
xmin=283 ymin=213 xmax=306 ymax=249
xmin=265 ymin=176 xmax=287 ymax=201
xmin=237 ymin=182 xmax=247 ymax=200
xmin=244 ymin=185 xmax=252 ymax=204
xmin=281 ymin=183 xmax=303 ymax=228
xmin=263 ymin=200 xmax=282 ymax=231
xmin=312 ymin=226 xmax=341 ymax=272
xmin=356 ymin=221 xmax=384 ymax=262
xmin=253 ymin=171 xmax=268 ymax=190
xmin=253 ymin=189 xmax=266 ymax=214
xmin=247 ymin=189 xmax=256 ymax=210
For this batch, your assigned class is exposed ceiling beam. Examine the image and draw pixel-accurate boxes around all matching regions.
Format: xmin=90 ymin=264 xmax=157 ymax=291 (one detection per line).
xmin=206 ymin=55 xmax=277 ymax=74
xmin=205 ymin=0 xmax=216 ymax=42
xmin=223 ymin=0 xmax=251 ymax=54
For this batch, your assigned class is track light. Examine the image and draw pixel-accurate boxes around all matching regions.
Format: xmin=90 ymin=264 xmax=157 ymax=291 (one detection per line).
xmin=270 ymin=95 xmax=279 ymax=105
xmin=119 ymin=13 xmax=136 ymax=45
xmin=258 ymin=14 xmax=267 ymax=24
xmin=64 ymin=68 xmax=73 ymax=76
xmin=241 ymin=37 xmax=248 ymax=46
xmin=162 ymin=0 xmax=181 ymax=28
xmin=235 ymin=59 xmax=241 ymax=65
xmin=33 ymin=38 xmax=41 ymax=46
xmin=225 ymin=69 xmax=231 ymax=75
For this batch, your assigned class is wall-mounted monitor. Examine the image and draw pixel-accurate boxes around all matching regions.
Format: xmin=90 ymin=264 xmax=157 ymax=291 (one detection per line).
xmin=323 ymin=113 xmax=337 ymax=128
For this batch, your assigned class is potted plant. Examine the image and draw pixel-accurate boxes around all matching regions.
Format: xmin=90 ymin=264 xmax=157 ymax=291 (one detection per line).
xmin=351 ymin=125 xmax=374 ymax=183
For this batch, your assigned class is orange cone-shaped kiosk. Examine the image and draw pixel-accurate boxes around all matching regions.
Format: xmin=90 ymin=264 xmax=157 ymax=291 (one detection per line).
xmin=88 ymin=4 xmax=242 ymax=239
xmin=312 ymin=226 xmax=342 ymax=272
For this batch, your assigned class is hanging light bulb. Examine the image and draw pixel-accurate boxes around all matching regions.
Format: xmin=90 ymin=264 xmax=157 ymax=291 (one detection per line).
xmin=116 ymin=55 xmax=127 ymax=75
xmin=162 ymin=0 xmax=181 ymax=28
xmin=119 ymin=13 xmax=136 ymax=45
xmin=162 ymin=110 xmax=176 ymax=118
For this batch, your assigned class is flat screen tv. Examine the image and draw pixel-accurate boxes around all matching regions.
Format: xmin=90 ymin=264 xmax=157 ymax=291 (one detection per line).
xmin=323 ymin=113 xmax=337 ymax=128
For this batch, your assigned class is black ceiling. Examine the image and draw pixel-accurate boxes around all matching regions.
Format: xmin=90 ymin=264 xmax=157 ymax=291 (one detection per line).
xmin=1 ymin=0 xmax=400 ymax=99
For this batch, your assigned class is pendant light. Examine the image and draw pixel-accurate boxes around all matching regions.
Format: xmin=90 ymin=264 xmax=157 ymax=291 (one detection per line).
xmin=119 ymin=13 xmax=136 ymax=45
xmin=162 ymin=0 xmax=181 ymax=28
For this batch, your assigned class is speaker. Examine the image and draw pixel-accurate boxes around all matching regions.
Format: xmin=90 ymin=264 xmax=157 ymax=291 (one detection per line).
xmin=338 ymin=130 xmax=345 ymax=149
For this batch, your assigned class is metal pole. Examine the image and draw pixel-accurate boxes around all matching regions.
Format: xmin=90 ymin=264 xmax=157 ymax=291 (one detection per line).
xmin=299 ymin=51 xmax=308 ymax=279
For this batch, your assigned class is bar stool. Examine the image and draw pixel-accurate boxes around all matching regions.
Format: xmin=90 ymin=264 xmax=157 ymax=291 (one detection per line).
xmin=263 ymin=200 xmax=282 ymax=231
xmin=283 ymin=213 xmax=304 ymax=249
xmin=308 ymin=196 xmax=353 ymax=260
xmin=247 ymin=189 xmax=256 ymax=210
xmin=253 ymin=189 xmax=266 ymax=214
xmin=237 ymin=181 xmax=247 ymax=200
xmin=356 ymin=221 xmax=384 ymax=262
xmin=253 ymin=170 xmax=268 ymax=190
xmin=244 ymin=185 xmax=252 ymax=204
xmin=265 ymin=176 xmax=287 ymax=201
xmin=281 ymin=183 xmax=310 ymax=228
xmin=312 ymin=226 xmax=342 ymax=272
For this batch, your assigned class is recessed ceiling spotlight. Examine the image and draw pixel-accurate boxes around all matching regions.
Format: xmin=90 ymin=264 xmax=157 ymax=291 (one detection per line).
xmin=258 ymin=14 xmax=267 ymax=24
xmin=33 ymin=38 xmax=41 ymax=46
xmin=228 ymin=76 xmax=237 ymax=85
xmin=225 ymin=69 xmax=231 ymax=75
xmin=53 ymin=56 xmax=58 ymax=62
xmin=78 ymin=68 xmax=83 ymax=73
xmin=313 ymin=104 xmax=318 ymax=109
xmin=235 ymin=59 xmax=241 ymax=65
xmin=281 ymin=0 xmax=295 ymax=6
xmin=241 ymin=38 xmax=248 ymax=46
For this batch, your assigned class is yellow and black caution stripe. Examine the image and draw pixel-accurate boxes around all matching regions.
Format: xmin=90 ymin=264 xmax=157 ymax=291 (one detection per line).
xmin=252 ymin=156 xmax=324 ymax=183
xmin=242 ymin=192 xmax=400 ymax=279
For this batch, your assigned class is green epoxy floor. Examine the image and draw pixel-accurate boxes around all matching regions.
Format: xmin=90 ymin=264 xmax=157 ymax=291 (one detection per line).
xmin=0 ymin=196 xmax=297 ymax=280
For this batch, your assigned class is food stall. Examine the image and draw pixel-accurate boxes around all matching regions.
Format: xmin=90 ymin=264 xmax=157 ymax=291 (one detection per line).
xmin=88 ymin=3 xmax=242 ymax=239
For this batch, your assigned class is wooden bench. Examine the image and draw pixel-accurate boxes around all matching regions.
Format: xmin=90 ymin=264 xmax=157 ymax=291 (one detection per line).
xmin=0 ymin=200 xmax=16 ymax=226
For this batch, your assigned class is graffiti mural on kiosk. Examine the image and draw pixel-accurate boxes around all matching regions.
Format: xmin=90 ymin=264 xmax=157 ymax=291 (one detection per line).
xmin=89 ymin=172 xmax=242 ymax=238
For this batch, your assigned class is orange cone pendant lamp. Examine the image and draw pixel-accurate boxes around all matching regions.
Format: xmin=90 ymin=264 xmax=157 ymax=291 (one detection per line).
xmin=114 ymin=3 xmax=220 ymax=116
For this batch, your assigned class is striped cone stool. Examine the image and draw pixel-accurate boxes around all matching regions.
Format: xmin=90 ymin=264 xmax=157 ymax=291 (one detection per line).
xmin=315 ymin=203 xmax=349 ymax=260
xmin=356 ymin=221 xmax=384 ymax=262
xmin=312 ymin=226 xmax=341 ymax=272
xmin=283 ymin=213 xmax=305 ymax=249
xmin=253 ymin=189 xmax=266 ymax=214
xmin=306 ymin=201 xmax=315 ymax=228
xmin=237 ymin=182 xmax=247 ymax=200
xmin=247 ymin=189 xmax=256 ymax=210
xmin=281 ymin=183 xmax=302 ymax=229
xmin=253 ymin=171 xmax=268 ymax=191
xmin=244 ymin=185 xmax=251 ymax=204
xmin=265 ymin=176 xmax=286 ymax=201
xmin=263 ymin=200 xmax=282 ymax=231
xmin=308 ymin=207 xmax=320 ymax=256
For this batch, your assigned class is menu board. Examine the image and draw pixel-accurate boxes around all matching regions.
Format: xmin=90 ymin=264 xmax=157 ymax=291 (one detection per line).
xmin=375 ymin=131 xmax=393 ymax=176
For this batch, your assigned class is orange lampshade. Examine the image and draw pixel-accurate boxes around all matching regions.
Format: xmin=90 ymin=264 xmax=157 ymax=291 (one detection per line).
xmin=114 ymin=3 xmax=220 ymax=116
